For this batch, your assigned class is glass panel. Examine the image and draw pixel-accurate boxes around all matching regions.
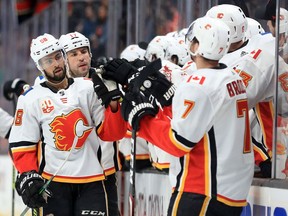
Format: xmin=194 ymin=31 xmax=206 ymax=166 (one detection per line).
xmin=275 ymin=0 xmax=288 ymax=179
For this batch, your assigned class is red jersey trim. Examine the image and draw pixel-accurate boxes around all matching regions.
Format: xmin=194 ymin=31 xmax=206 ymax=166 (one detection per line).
xmin=104 ymin=167 xmax=116 ymax=176
xmin=42 ymin=172 xmax=105 ymax=183
xmin=217 ymin=194 xmax=247 ymax=207
xmin=125 ymin=154 xmax=150 ymax=160
xmin=255 ymin=101 xmax=274 ymax=150
xmin=169 ymin=128 xmax=191 ymax=153
xmin=11 ymin=145 xmax=37 ymax=153
xmin=152 ymin=162 xmax=170 ymax=170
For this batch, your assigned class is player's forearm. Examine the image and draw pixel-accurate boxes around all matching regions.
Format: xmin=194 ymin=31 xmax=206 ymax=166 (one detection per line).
xmin=138 ymin=115 xmax=187 ymax=157
xmin=97 ymin=103 xmax=127 ymax=141
xmin=9 ymin=142 xmax=39 ymax=173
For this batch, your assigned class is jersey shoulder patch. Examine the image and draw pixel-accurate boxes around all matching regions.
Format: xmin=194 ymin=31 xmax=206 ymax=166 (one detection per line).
xmin=186 ymin=75 xmax=206 ymax=85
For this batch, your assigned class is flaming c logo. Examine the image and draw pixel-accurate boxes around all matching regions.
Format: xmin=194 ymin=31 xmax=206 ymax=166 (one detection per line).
xmin=49 ymin=109 xmax=93 ymax=151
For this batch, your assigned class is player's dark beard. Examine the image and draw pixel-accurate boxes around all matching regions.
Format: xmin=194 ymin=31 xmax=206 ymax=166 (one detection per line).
xmin=44 ymin=65 xmax=67 ymax=84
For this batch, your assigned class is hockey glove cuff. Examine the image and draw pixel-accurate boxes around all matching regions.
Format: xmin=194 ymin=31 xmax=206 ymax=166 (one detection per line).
xmin=121 ymin=92 xmax=158 ymax=130
xmin=15 ymin=170 xmax=52 ymax=208
xmin=3 ymin=78 xmax=28 ymax=100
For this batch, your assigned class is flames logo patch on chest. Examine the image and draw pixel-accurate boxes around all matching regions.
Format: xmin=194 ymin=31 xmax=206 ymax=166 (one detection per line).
xmin=49 ymin=109 xmax=93 ymax=151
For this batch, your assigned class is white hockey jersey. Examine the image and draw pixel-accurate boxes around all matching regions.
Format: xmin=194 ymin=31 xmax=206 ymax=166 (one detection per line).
xmin=139 ymin=65 xmax=254 ymax=206
xmin=220 ymin=34 xmax=277 ymax=162
xmin=9 ymin=78 xmax=126 ymax=183
xmin=220 ymin=35 xmax=277 ymax=110
xmin=34 ymin=73 xmax=121 ymax=177
xmin=0 ymin=108 xmax=13 ymax=138
xmin=119 ymin=137 xmax=151 ymax=161
xmin=160 ymin=59 xmax=189 ymax=86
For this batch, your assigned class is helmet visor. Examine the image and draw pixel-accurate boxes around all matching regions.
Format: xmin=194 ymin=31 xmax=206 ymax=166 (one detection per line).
xmin=39 ymin=51 xmax=65 ymax=70
xmin=185 ymin=21 xmax=198 ymax=58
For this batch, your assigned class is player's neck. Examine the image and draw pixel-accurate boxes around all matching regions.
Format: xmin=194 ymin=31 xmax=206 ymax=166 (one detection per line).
xmin=229 ymin=40 xmax=244 ymax=52
xmin=196 ymin=57 xmax=219 ymax=69
xmin=46 ymin=77 xmax=69 ymax=91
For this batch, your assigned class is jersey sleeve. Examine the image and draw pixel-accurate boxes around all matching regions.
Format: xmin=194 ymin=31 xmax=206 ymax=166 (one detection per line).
xmin=9 ymin=95 xmax=40 ymax=173
xmin=171 ymin=82 xmax=214 ymax=144
xmin=96 ymin=103 xmax=127 ymax=141
xmin=138 ymin=114 xmax=188 ymax=157
xmin=0 ymin=108 xmax=13 ymax=138
xmin=85 ymin=80 xmax=126 ymax=141
xmin=138 ymin=83 xmax=214 ymax=157
xmin=232 ymin=49 xmax=275 ymax=109
xmin=249 ymin=109 xmax=272 ymax=166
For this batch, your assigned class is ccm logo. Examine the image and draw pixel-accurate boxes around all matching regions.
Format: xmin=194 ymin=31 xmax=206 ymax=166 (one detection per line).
xmin=81 ymin=210 xmax=105 ymax=215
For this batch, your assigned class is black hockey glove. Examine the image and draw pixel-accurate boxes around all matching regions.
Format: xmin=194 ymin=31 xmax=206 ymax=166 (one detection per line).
xmin=135 ymin=69 xmax=176 ymax=107
xmin=3 ymin=78 xmax=28 ymax=100
xmin=129 ymin=58 xmax=149 ymax=68
xmin=91 ymin=56 xmax=113 ymax=68
xmin=259 ymin=159 xmax=272 ymax=178
xmin=121 ymin=91 xmax=158 ymax=130
xmin=92 ymin=72 xmax=122 ymax=108
xmin=15 ymin=170 xmax=52 ymax=208
xmin=102 ymin=58 xmax=139 ymax=86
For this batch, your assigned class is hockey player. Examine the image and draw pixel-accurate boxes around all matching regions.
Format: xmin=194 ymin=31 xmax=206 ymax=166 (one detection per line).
xmin=244 ymin=17 xmax=265 ymax=41
xmin=59 ymin=31 xmax=121 ymax=215
xmin=106 ymin=16 xmax=254 ymax=216
xmin=206 ymin=4 xmax=281 ymax=177
xmin=120 ymin=44 xmax=146 ymax=62
xmin=9 ymin=33 xmax=126 ymax=215
xmin=119 ymin=43 xmax=154 ymax=172
xmin=141 ymin=35 xmax=187 ymax=171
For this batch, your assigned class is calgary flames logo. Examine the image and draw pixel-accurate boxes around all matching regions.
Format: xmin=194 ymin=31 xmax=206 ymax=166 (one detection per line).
xmin=49 ymin=109 xmax=93 ymax=151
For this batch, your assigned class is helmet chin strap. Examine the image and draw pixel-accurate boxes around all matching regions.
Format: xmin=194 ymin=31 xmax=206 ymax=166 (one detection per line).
xmin=189 ymin=48 xmax=198 ymax=61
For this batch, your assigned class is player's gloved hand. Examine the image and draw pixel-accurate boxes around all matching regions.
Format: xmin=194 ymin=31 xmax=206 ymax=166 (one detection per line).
xmin=92 ymin=56 xmax=113 ymax=68
xmin=136 ymin=70 xmax=176 ymax=107
xmin=92 ymin=71 xmax=122 ymax=108
xmin=3 ymin=78 xmax=28 ymax=100
xmin=15 ymin=170 xmax=52 ymax=208
xmin=259 ymin=159 xmax=272 ymax=178
xmin=102 ymin=58 xmax=139 ymax=86
xmin=121 ymin=91 xmax=158 ymax=130
xmin=129 ymin=58 xmax=149 ymax=68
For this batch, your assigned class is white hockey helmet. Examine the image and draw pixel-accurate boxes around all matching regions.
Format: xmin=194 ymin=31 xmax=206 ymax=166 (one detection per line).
xmin=206 ymin=4 xmax=247 ymax=43
xmin=185 ymin=16 xmax=231 ymax=61
xmin=59 ymin=31 xmax=91 ymax=56
xmin=244 ymin=17 xmax=265 ymax=41
xmin=178 ymin=27 xmax=189 ymax=37
xmin=165 ymin=36 xmax=190 ymax=66
xmin=120 ymin=44 xmax=146 ymax=61
xmin=166 ymin=31 xmax=178 ymax=37
xmin=30 ymin=33 xmax=63 ymax=71
xmin=144 ymin=35 xmax=170 ymax=62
